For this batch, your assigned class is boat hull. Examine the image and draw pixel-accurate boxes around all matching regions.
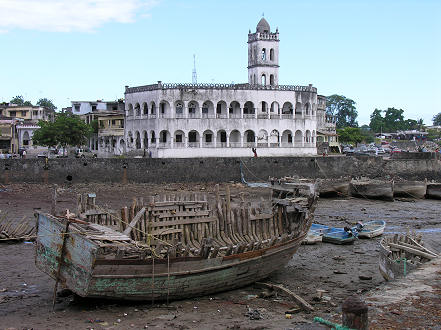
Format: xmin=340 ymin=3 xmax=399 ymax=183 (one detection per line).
xmin=393 ymin=181 xmax=427 ymax=199
xmin=349 ymin=181 xmax=394 ymax=201
xmin=35 ymin=213 xmax=306 ymax=301
xmin=425 ymin=183 xmax=441 ymax=200
xmin=379 ymin=238 xmax=418 ymax=281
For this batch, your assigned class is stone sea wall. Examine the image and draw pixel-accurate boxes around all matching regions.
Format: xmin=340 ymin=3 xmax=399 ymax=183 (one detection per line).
xmin=1 ymin=154 xmax=440 ymax=184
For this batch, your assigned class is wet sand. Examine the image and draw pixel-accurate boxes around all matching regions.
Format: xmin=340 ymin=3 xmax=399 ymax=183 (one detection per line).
xmin=0 ymin=183 xmax=440 ymax=329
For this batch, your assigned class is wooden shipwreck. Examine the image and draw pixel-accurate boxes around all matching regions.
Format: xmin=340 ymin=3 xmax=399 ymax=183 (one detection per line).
xmin=35 ymin=183 xmax=318 ymax=301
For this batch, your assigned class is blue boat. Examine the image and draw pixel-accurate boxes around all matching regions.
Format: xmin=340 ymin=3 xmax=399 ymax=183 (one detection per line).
xmin=322 ymin=227 xmax=358 ymax=245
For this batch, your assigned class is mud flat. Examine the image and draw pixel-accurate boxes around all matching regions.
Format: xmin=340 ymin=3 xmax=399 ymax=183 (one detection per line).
xmin=0 ymin=183 xmax=440 ymax=329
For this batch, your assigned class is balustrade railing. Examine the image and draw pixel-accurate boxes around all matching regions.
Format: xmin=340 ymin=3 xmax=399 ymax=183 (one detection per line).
xmin=174 ymin=142 xmax=185 ymax=148
xmin=282 ymin=114 xmax=293 ymax=119
xmin=202 ymin=142 xmax=215 ymax=148
xmin=229 ymin=142 xmax=241 ymax=148
xmin=245 ymin=142 xmax=256 ymax=148
xmin=188 ymin=142 xmax=200 ymax=148
xmin=216 ymin=142 xmax=228 ymax=148
xmin=125 ymin=83 xmax=316 ymax=94
xmin=243 ymin=114 xmax=255 ymax=119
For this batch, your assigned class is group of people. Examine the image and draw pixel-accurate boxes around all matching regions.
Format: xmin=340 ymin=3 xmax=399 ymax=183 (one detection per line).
xmin=0 ymin=150 xmax=26 ymax=159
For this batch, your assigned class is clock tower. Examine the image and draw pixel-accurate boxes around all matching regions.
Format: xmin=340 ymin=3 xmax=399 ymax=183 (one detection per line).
xmin=248 ymin=18 xmax=280 ymax=86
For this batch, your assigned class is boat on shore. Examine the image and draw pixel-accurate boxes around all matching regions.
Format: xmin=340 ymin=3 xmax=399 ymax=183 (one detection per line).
xmin=357 ymin=220 xmax=386 ymax=238
xmin=35 ymin=183 xmax=318 ymax=301
xmin=379 ymin=234 xmax=439 ymax=281
xmin=322 ymin=227 xmax=358 ymax=245
xmin=393 ymin=180 xmax=427 ymax=199
xmin=317 ymin=178 xmax=350 ymax=198
xmin=425 ymin=183 xmax=441 ymax=200
xmin=349 ymin=179 xmax=394 ymax=201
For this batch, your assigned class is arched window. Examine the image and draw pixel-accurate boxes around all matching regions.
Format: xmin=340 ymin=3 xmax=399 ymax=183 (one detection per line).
xmin=261 ymin=74 xmax=266 ymax=86
xmin=261 ymin=48 xmax=266 ymax=61
xmin=270 ymin=74 xmax=274 ymax=85
xmin=270 ymin=48 xmax=274 ymax=61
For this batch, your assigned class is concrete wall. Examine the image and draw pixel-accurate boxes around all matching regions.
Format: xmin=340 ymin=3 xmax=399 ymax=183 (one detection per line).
xmin=1 ymin=155 xmax=441 ymax=184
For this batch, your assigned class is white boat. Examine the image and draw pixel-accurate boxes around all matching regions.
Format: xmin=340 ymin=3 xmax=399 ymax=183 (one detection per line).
xmin=358 ymin=220 xmax=386 ymax=238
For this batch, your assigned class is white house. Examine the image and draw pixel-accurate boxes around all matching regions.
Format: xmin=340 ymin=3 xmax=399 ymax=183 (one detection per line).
xmin=123 ymin=18 xmax=321 ymax=158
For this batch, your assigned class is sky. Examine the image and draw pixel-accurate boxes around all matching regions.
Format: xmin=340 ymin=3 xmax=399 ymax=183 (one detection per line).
xmin=1 ymin=0 xmax=440 ymax=125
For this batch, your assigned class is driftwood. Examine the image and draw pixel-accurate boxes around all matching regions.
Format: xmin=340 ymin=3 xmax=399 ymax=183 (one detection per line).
xmin=388 ymin=242 xmax=437 ymax=260
xmin=255 ymin=282 xmax=314 ymax=312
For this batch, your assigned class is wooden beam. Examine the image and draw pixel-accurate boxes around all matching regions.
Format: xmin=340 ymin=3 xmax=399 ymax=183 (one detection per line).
xmin=255 ymin=282 xmax=314 ymax=312
xmin=122 ymin=207 xmax=146 ymax=236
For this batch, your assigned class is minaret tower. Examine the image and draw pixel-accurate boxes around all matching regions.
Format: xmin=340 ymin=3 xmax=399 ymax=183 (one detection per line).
xmin=247 ymin=17 xmax=279 ymax=86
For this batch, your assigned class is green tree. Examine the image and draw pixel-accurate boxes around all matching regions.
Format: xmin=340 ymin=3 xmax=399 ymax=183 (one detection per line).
xmin=36 ymin=98 xmax=57 ymax=111
xmin=32 ymin=113 xmax=92 ymax=149
xmin=90 ymin=119 xmax=99 ymax=134
xmin=383 ymin=107 xmax=405 ymax=132
xmin=360 ymin=125 xmax=375 ymax=143
xmin=433 ymin=113 xmax=441 ymax=126
xmin=10 ymin=95 xmax=25 ymax=106
xmin=369 ymin=109 xmax=384 ymax=133
xmin=326 ymin=94 xmax=358 ymax=128
xmin=337 ymin=127 xmax=363 ymax=144
xmin=403 ymin=119 xmax=418 ymax=130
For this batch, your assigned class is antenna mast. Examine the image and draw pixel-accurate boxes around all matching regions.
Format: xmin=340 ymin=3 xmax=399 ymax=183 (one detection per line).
xmin=192 ymin=54 xmax=197 ymax=84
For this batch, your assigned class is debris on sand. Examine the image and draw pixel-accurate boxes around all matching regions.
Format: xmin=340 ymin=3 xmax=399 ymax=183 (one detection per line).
xmin=0 ymin=214 xmax=35 ymax=242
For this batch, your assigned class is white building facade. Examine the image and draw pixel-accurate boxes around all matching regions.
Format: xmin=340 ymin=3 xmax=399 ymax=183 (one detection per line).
xmin=124 ymin=18 xmax=319 ymax=158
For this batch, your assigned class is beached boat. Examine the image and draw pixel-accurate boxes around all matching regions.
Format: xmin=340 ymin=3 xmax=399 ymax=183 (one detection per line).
xmin=379 ymin=234 xmax=439 ymax=281
xmin=425 ymin=183 xmax=441 ymax=200
xmin=35 ymin=184 xmax=318 ymax=301
xmin=349 ymin=179 xmax=394 ymax=201
xmin=302 ymin=223 xmax=331 ymax=244
xmin=322 ymin=227 xmax=358 ymax=245
xmin=357 ymin=220 xmax=386 ymax=238
xmin=393 ymin=181 xmax=427 ymax=199
xmin=317 ymin=178 xmax=350 ymax=198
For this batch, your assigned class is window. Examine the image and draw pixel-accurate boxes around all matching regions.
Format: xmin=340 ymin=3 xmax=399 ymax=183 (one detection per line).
xmin=92 ymin=105 xmax=97 ymax=111
xmin=216 ymin=104 xmax=221 ymax=114
xmin=176 ymin=102 xmax=183 ymax=114
xmin=270 ymin=48 xmax=274 ymax=61
xmin=205 ymin=134 xmax=212 ymax=143
xmin=99 ymin=121 xmax=105 ymax=128
xmin=74 ymin=105 xmax=80 ymax=112
xmin=176 ymin=134 xmax=182 ymax=143
xmin=189 ymin=131 xmax=197 ymax=142
xmin=9 ymin=111 xmax=16 ymax=117
xmin=261 ymin=74 xmax=266 ymax=86
xmin=261 ymin=48 xmax=266 ymax=61
xmin=270 ymin=75 xmax=274 ymax=85
xmin=111 ymin=120 xmax=116 ymax=126
xmin=220 ymin=131 xmax=227 ymax=143
xmin=288 ymin=134 xmax=292 ymax=143
xmin=21 ymin=111 xmax=27 ymax=116
xmin=188 ymin=102 xmax=196 ymax=114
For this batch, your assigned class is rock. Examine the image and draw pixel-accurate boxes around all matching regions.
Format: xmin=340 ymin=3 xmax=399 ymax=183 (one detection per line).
xmin=359 ymin=275 xmax=372 ymax=280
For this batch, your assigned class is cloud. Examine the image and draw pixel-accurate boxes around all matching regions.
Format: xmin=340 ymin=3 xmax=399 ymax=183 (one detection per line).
xmin=0 ymin=0 xmax=158 ymax=32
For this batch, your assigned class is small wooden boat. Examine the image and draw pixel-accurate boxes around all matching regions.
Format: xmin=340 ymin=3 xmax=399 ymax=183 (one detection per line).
xmin=322 ymin=227 xmax=357 ymax=245
xmin=357 ymin=220 xmax=386 ymax=238
xmin=379 ymin=234 xmax=439 ymax=281
xmin=35 ymin=184 xmax=319 ymax=301
xmin=425 ymin=183 xmax=441 ymax=200
xmin=349 ymin=179 xmax=394 ymax=201
xmin=302 ymin=223 xmax=330 ymax=244
xmin=317 ymin=178 xmax=350 ymax=198
xmin=393 ymin=180 xmax=427 ymax=199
